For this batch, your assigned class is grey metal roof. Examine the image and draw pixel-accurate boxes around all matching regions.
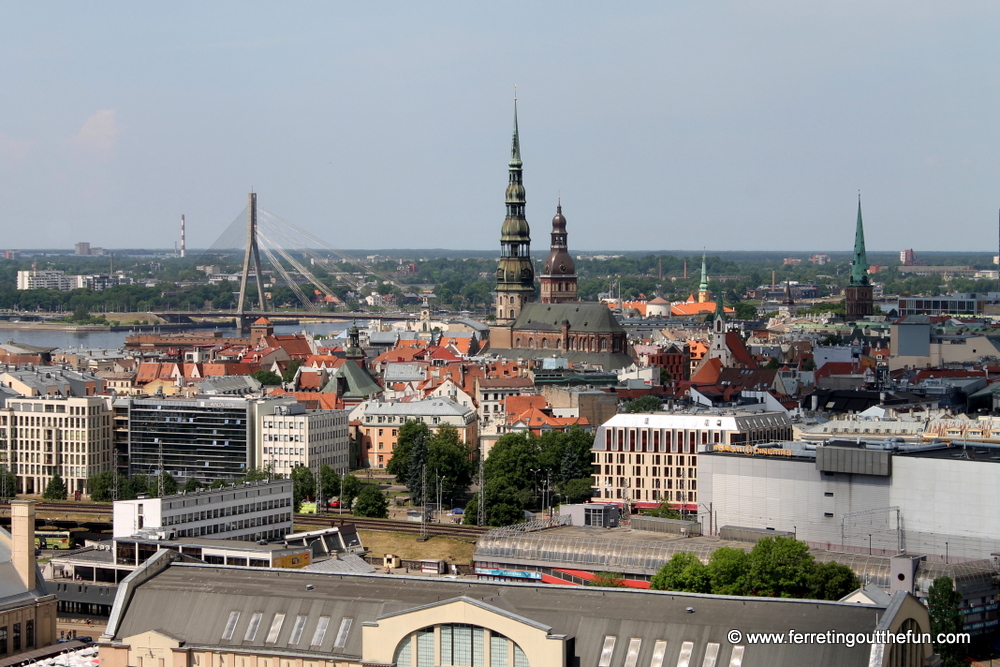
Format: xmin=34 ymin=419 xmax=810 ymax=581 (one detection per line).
xmin=108 ymin=561 xmax=897 ymax=666
xmin=361 ymin=396 xmax=473 ymax=418
xmin=514 ymin=302 xmax=626 ymax=334
xmin=300 ymin=554 xmax=375 ymax=574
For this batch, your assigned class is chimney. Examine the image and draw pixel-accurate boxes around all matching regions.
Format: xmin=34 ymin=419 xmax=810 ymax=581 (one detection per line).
xmin=11 ymin=501 xmax=36 ymax=590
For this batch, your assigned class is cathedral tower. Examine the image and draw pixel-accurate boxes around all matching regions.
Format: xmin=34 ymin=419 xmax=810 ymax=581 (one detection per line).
xmin=845 ymin=196 xmax=874 ymax=320
xmin=494 ymin=99 xmax=535 ymax=323
xmin=539 ymin=200 xmax=577 ymax=303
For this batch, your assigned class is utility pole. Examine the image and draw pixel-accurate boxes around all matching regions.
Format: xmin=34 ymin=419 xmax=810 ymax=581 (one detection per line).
xmin=419 ymin=465 xmax=428 ymax=541
xmin=157 ymin=440 xmax=165 ymax=497
xmin=314 ymin=469 xmax=323 ymax=514
xmin=477 ymin=456 xmax=485 ymax=527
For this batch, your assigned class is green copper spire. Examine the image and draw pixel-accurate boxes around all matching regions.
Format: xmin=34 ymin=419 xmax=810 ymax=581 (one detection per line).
xmin=699 ymin=252 xmax=708 ymax=293
xmin=850 ymin=196 xmax=869 ymax=286
xmin=714 ymin=293 xmax=725 ymax=320
xmin=510 ymin=98 xmax=521 ymax=166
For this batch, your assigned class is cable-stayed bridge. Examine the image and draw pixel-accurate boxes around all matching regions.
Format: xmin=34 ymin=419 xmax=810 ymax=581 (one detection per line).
xmin=156 ymin=194 xmax=409 ymax=330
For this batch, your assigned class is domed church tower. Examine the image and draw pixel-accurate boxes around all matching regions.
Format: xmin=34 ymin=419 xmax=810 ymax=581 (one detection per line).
xmin=494 ymin=99 xmax=536 ymax=324
xmin=539 ymin=200 xmax=578 ymax=303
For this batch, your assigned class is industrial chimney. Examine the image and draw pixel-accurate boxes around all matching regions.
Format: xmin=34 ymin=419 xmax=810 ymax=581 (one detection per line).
xmin=180 ymin=215 xmax=186 ymax=258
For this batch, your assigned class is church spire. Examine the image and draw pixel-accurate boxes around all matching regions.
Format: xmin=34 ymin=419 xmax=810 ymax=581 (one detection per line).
xmin=697 ymin=252 xmax=710 ymax=303
xmin=494 ymin=93 xmax=534 ymax=324
xmin=850 ymin=196 xmax=869 ymax=286
xmin=510 ymin=96 xmax=521 ymax=165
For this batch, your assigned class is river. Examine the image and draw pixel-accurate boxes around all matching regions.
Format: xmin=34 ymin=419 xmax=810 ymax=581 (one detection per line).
xmin=0 ymin=322 xmax=356 ymax=351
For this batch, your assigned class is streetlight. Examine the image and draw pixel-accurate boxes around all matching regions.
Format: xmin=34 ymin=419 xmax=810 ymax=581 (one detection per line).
xmin=697 ymin=502 xmax=714 ymax=536
xmin=528 ymin=469 xmax=540 ymax=510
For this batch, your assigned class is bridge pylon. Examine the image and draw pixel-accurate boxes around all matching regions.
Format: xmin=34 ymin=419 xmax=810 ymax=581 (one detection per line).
xmin=236 ymin=192 xmax=268 ymax=332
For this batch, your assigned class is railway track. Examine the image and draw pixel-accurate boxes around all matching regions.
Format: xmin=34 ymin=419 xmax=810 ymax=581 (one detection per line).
xmin=296 ymin=515 xmax=488 ymax=540
xmin=1 ymin=501 xmax=490 ymax=541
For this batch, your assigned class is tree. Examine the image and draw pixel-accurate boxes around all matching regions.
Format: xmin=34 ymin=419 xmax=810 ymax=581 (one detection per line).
xmin=706 ymin=547 xmax=751 ymax=596
xmin=622 ymin=395 xmax=663 ymax=413
xmin=733 ymin=301 xmax=758 ymax=320
xmin=744 ymin=536 xmax=815 ymax=598
xmin=319 ymin=464 xmax=341 ymax=501
xmin=282 ymin=359 xmax=304 ymax=384
xmin=251 ymin=370 xmax=282 ymax=386
xmin=155 ymin=472 xmax=179 ymax=497
xmin=560 ymin=477 xmax=596 ymax=504
xmin=340 ymin=474 xmax=363 ymax=508
xmin=387 ymin=420 xmax=431 ymax=502
xmin=124 ymin=474 xmax=151 ymax=499
xmin=650 ymin=552 xmax=710 ymax=593
xmin=290 ymin=465 xmax=316 ymax=511
xmin=43 ymin=473 xmax=68 ymax=501
xmin=0 ymin=467 xmax=17 ymax=499
xmin=353 ymin=485 xmax=389 ymax=518
xmin=240 ymin=468 xmax=271 ymax=482
xmin=927 ymin=576 xmax=965 ymax=667
xmin=808 ymin=561 xmax=860 ymax=601
xmin=641 ymin=502 xmax=682 ymax=519
xmin=589 ymin=572 xmax=627 ymax=587
xmin=182 ymin=477 xmax=203 ymax=493
xmin=88 ymin=471 xmax=118 ymax=502
xmin=425 ymin=424 xmax=476 ymax=506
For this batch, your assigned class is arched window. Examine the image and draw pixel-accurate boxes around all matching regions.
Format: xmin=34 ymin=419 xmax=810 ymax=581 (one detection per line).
xmin=509 ymin=309 xmax=515 ymax=319
xmin=541 ymin=338 xmax=547 ymax=349
xmin=394 ymin=624 xmax=530 ymax=667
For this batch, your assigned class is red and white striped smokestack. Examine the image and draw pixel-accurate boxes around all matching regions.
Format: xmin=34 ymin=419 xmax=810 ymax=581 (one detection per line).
xmin=181 ymin=215 xmax=186 ymax=258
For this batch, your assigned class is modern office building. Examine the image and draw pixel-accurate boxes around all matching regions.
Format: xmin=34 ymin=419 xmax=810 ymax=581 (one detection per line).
xmin=0 ymin=395 xmax=113 ymax=496
xmin=591 ymin=411 xmax=793 ymax=510
xmin=258 ymin=402 xmax=351 ymax=476
xmin=112 ymin=479 xmax=294 ymax=542
xmin=127 ymin=396 xmax=293 ymax=484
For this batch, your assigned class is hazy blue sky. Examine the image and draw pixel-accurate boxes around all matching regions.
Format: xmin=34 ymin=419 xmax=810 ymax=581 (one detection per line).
xmin=1 ymin=2 xmax=999 ymax=252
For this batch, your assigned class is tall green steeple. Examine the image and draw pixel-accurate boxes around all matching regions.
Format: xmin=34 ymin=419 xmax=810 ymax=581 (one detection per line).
xmin=494 ymin=96 xmax=535 ymax=323
xmin=850 ymin=197 xmax=869 ymax=286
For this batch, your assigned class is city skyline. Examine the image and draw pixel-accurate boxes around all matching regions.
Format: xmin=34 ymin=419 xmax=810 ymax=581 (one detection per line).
xmin=2 ymin=4 xmax=999 ymax=252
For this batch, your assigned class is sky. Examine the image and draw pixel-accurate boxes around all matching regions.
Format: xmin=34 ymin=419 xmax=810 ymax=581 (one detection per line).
xmin=1 ymin=2 xmax=999 ymax=253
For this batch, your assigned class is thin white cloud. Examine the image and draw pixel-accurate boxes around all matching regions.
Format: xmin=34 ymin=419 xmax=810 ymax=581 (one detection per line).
xmin=71 ymin=109 xmax=120 ymax=155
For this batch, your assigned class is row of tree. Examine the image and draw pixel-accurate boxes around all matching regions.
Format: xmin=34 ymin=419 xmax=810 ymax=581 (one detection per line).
xmin=464 ymin=429 xmax=596 ymax=527
xmin=648 ymin=536 xmax=860 ymax=600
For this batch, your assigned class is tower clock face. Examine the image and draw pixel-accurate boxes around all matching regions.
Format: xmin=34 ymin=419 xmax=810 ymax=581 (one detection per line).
xmin=521 ymin=268 xmax=531 ymax=278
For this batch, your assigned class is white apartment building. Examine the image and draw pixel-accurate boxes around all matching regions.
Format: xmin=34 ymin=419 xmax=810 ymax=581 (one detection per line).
xmin=258 ymin=402 xmax=351 ymax=476
xmin=16 ymin=269 xmax=76 ymax=291
xmin=591 ymin=411 xmax=792 ymax=511
xmin=0 ymin=395 xmax=114 ymax=496
xmin=112 ymin=479 xmax=294 ymax=542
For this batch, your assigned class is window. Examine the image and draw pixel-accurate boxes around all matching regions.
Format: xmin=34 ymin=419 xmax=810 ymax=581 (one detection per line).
xmin=310 ymin=616 xmax=330 ymax=647
xmin=12 ymin=624 xmax=19 ymax=652
xmin=244 ymin=613 xmax=263 ymax=641
xmin=599 ymin=636 xmax=617 ymax=667
xmin=265 ymin=613 xmax=285 ymax=643
xmin=623 ymin=638 xmax=641 ymax=667
xmin=334 ymin=617 xmax=353 ymax=649
xmin=24 ymin=621 xmax=32 ymax=650
xmin=222 ymin=611 xmax=240 ymax=640
xmin=649 ymin=640 xmax=667 ymax=667
xmin=0 ymin=626 xmax=6 ymax=655
xmin=288 ymin=615 xmax=307 ymax=645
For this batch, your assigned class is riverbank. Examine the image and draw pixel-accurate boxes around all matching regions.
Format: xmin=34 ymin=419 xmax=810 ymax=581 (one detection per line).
xmin=0 ymin=320 xmax=238 ymax=333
